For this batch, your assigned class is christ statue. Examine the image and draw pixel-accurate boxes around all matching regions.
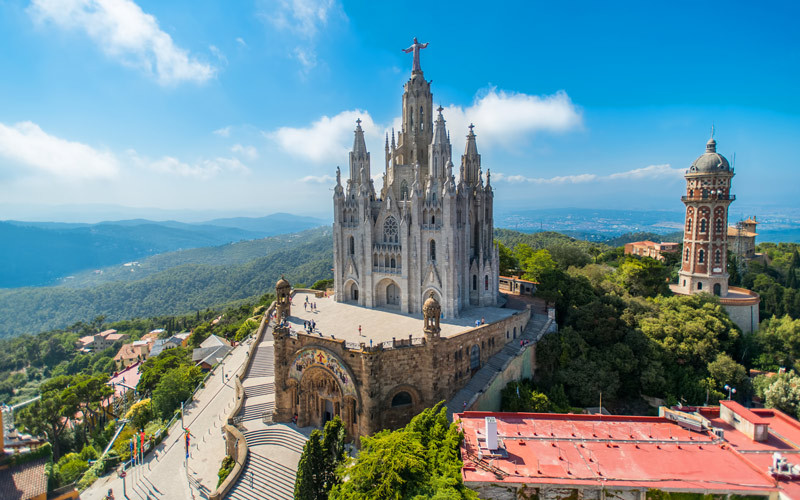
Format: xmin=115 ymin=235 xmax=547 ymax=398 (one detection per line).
xmin=402 ymin=37 xmax=428 ymax=73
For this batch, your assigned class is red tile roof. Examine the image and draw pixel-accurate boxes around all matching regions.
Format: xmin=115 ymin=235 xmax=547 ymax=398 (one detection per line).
xmin=457 ymin=410 xmax=798 ymax=496
xmin=0 ymin=458 xmax=48 ymax=500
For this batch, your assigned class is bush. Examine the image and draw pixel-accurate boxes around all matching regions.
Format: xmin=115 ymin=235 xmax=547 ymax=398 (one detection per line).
xmin=125 ymin=398 xmax=154 ymax=429
xmin=217 ymin=455 xmax=236 ymax=487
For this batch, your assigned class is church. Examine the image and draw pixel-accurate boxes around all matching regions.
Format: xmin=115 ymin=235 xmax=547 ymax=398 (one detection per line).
xmin=332 ymin=38 xmax=499 ymax=318
xmin=271 ymin=41 xmax=542 ymax=441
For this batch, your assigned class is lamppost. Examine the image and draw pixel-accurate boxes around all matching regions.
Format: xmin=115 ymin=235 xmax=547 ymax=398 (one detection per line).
xmin=724 ymin=384 xmax=737 ymax=400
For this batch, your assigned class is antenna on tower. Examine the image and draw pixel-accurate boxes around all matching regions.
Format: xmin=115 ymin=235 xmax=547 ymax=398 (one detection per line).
xmin=710 ymin=124 xmax=715 ymax=139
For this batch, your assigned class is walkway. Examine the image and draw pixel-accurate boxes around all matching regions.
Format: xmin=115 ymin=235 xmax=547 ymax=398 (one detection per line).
xmin=82 ymin=337 xmax=252 ymax=500
xmin=226 ymin=325 xmax=310 ymax=500
xmin=446 ymin=312 xmax=554 ymax=420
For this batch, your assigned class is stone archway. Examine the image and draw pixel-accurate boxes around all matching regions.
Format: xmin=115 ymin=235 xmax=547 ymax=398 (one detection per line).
xmin=296 ymin=366 xmax=358 ymax=437
xmin=345 ymin=280 xmax=359 ymax=303
xmin=375 ymin=278 xmax=401 ymax=309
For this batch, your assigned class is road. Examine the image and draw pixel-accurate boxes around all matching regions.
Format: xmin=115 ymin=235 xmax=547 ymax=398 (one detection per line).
xmin=82 ymin=338 xmax=251 ymax=500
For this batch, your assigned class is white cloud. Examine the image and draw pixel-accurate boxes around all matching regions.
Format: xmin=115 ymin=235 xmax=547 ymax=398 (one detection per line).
xmin=442 ymin=88 xmax=582 ymax=150
xmin=213 ymin=126 xmax=232 ymax=137
xmin=29 ymin=0 xmax=216 ymax=85
xmin=128 ymin=151 xmax=249 ymax=180
xmin=231 ymin=144 xmax=259 ymax=161
xmin=493 ymin=164 xmax=681 ymax=184
xmin=268 ymin=109 xmax=380 ymax=163
xmin=236 ymin=37 xmax=247 ymax=47
xmin=300 ymin=174 xmax=334 ymax=183
xmin=0 ymin=121 xmax=119 ymax=179
xmin=209 ymin=45 xmax=227 ymax=65
xmin=258 ymin=0 xmax=343 ymax=72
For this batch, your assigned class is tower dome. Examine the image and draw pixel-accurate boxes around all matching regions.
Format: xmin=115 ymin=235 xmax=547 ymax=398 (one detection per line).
xmin=422 ymin=292 xmax=441 ymax=316
xmin=276 ymin=276 xmax=291 ymax=291
xmin=689 ymin=137 xmax=730 ymax=173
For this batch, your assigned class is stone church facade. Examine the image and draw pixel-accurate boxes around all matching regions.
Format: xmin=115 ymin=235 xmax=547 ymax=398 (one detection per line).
xmin=271 ymin=43 xmax=536 ymax=441
xmin=332 ymin=53 xmax=499 ymax=318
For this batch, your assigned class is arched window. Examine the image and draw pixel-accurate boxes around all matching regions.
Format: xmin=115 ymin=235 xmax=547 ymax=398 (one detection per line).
xmin=685 ymin=248 xmax=690 ymax=261
xmin=484 ymin=275 xmax=489 ymax=291
xmin=687 ymin=218 xmax=693 ymax=232
xmin=472 ymin=275 xmax=477 ymax=291
xmin=698 ymin=282 xmax=703 ymax=290
xmin=698 ymin=249 xmax=705 ymax=263
xmin=700 ymin=219 xmax=707 ymax=233
xmin=391 ymin=391 xmax=413 ymax=407
xmin=689 ymin=189 xmax=694 ymax=198
xmin=715 ymin=218 xmax=722 ymax=233
xmin=349 ymin=236 xmax=355 ymax=255
xmin=383 ymin=216 xmax=398 ymax=243
xmin=429 ymin=240 xmax=436 ymax=261
xmin=715 ymin=250 xmax=721 ymax=264
xmin=390 ymin=257 xmax=396 ymax=268
xmin=400 ymin=180 xmax=409 ymax=200
xmin=470 ymin=345 xmax=481 ymax=371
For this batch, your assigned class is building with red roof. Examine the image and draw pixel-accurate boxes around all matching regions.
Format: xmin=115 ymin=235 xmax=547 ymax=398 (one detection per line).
xmin=623 ymin=241 xmax=679 ymax=261
xmin=457 ymin=404 xmax=800 ymax=499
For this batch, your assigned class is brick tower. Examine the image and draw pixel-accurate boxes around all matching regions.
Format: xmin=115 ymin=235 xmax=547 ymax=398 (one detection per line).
xmin=676 ymin=134 xmax=735 ymax=297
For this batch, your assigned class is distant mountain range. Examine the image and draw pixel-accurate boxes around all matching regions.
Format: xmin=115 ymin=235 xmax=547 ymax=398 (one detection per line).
xmin=0 ymin=213 xmax=326 ymax=288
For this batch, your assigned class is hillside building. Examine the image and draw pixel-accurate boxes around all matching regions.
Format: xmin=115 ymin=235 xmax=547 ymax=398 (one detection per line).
xmin=331 ymin=41 xmax=498 ymax=318
xmin=669 ymin=135 xmax=760 ymax=332
xmin=272 ymin=41 xmax=551 ymax=442
xmin=76 ymin=329 xmax=128 ymax=353
xmin=457 ymin=403 xmax=800 ymax=500
xmin=623 ymin=240 xmax=679 ymax=261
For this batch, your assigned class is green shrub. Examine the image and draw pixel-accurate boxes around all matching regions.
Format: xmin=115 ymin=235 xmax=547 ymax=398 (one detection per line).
xmin=217 ymin=455 xmax=236 ymax=487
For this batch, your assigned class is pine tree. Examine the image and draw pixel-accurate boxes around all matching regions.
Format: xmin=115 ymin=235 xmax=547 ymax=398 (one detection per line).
xmin=295 ymin=430 xmax=326 ymax=500
xmin=294 ymin=417 xmax=347 ymax=500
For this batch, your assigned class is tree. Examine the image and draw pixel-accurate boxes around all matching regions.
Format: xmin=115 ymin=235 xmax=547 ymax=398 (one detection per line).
xmin=16 ymin=376 xmax=79 ymax=459
xmin=612 ymin=257 xmax=669 ymax=298
xmin=294 ymin=430 xmax=327 ymax=500
xmin=139 ymin=347 xmax=192 ymax=393
xmin=330 ymin=403 xmax=476 ymax=500
xmin=151 ymin=365 xmax=202 ymax=419
xmin=125 ymin=398 xmax=154 ymax=429
xmin=497 ymin=242 xmax=517 ymax=276
xmin=763 ymin=372 xmax=800 ymax=417
xmin=295 ymin=416 xmax=348 ymax=500
xmin=707 ymin=353 xmax=748 ymax=399
xmin=72 ymin=373 xmax=114 ymax=442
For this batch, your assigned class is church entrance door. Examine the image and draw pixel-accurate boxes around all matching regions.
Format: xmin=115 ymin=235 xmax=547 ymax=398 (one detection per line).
xmin=387 ymin=283 xmax=400 ymax=306
xmin=324 ymin=399 xmax=334 ymax=424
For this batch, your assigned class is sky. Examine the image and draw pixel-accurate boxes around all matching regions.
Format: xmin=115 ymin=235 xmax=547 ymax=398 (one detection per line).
xmin=0 ymin=0 xmax=798 ymax=222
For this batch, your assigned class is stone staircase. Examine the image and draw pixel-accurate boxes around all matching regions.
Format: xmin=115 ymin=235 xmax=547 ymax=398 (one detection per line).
xmin=245 ymin=343 xmax=275 ymax=378
xmin=226 ymin=451 xmax=296 ymax=500
xmin=446 ymin=312 xmax=554 ymax=420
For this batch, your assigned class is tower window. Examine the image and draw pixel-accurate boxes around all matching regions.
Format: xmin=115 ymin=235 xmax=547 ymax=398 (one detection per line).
xmin=685 ymin=248 xmax=690 ymax=261
xmin=484 ymin=275 xmax=489 ymax=291
xmin=429 ymin=240 xmax=436 ymax=261
xmin=698 ymin=249 xmax=705 ymax=263
xmin=715 ymin=250 xmax=721 ymax=264
xmin=473 ymin=275 xmax=477 ymax=291
xmin=715 ymin=218 xmax=722 ymax=233
xmin=698 ymin=282 xmax=703 ymax=290
xmin=700 ymin=219 xmax=707 ymax=233
xmin=349 ymin=236 xmax=355 ymax=255
xmin=687 ymin=218 xmax=692 ymax=232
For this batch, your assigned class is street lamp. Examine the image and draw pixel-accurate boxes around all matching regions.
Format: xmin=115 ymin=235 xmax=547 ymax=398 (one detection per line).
xmin=724 ymin=384 xmax=737 ymax=400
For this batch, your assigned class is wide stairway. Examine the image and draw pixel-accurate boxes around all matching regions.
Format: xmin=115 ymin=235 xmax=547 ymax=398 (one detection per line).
xmin=226 ymin=327 xmax=309 ymax=500
xmin=446 ymin=312 xmax=554 ymax=420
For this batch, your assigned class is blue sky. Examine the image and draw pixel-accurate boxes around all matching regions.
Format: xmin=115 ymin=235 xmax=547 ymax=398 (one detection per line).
xmin=0 ymin=0 xmax=797 ymax=222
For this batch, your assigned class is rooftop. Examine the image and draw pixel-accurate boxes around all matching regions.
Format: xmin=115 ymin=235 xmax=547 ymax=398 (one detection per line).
xmin=0 ymin=458 xmax=48 ymax=500
xmin=286 ymin=292 xmax=518 ymax=343
xmin=458 ymin=408 xmax=800 ymax=497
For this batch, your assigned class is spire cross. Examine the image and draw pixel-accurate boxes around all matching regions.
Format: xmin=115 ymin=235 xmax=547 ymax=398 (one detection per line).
xmin=468 ymin=123 xmax=475 ymax=132
xmin=356 ymin=118 xmax=362 ymax=127
xmin=437 ymin=105 xmax=444 ymax=113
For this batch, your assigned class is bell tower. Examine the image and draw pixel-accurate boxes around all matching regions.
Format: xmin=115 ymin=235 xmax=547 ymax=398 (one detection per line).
xmin=677 ymin=134 xmax=735 ymax=297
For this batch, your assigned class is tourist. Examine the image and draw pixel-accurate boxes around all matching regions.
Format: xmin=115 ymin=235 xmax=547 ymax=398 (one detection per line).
xmin=481 ymin=317 xmax=485 ymax=325
xmin=104 ymin=489 xmax=115 ymax=500
xmin=358 ymin=325 xmax=362 ymax=336
xmin=292 ymin=413 xmax=298 ymax=425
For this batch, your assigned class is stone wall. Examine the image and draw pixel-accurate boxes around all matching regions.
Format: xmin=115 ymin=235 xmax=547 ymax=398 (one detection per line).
xmin=723 ymin=302 xmax=759 ymax=334
xmin=473 ymin=343 xmax=537 ymax=412
xmin=272 ymin=304 xmax=530 ymax=441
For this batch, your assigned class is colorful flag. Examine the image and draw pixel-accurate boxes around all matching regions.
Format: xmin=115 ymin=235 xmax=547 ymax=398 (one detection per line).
xmin=185 ymin=428 xmax=191 ymax=458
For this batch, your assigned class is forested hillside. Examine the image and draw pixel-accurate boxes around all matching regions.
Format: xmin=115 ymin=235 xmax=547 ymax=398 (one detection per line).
xmin=0 ymin=230 xmax=332 ymax=337
xmin=0 ymin=214 xmax=326 ymax=287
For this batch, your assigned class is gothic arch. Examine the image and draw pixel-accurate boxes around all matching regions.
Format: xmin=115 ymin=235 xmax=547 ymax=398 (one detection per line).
xmin=344 ymin=279 xmax=359 ymax=303
xmin=375 ymin=278 xmax=401 ymax=309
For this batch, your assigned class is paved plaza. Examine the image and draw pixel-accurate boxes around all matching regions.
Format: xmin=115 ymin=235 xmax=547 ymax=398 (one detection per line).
xmin=82 ymin=338 xmax=251 ymax=500
xmin=288 ymin=292 xmax=516 ymax=343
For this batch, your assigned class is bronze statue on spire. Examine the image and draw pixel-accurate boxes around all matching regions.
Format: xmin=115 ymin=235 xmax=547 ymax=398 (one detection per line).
xmin=402 ymin=37 xmax=428 ymax=73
